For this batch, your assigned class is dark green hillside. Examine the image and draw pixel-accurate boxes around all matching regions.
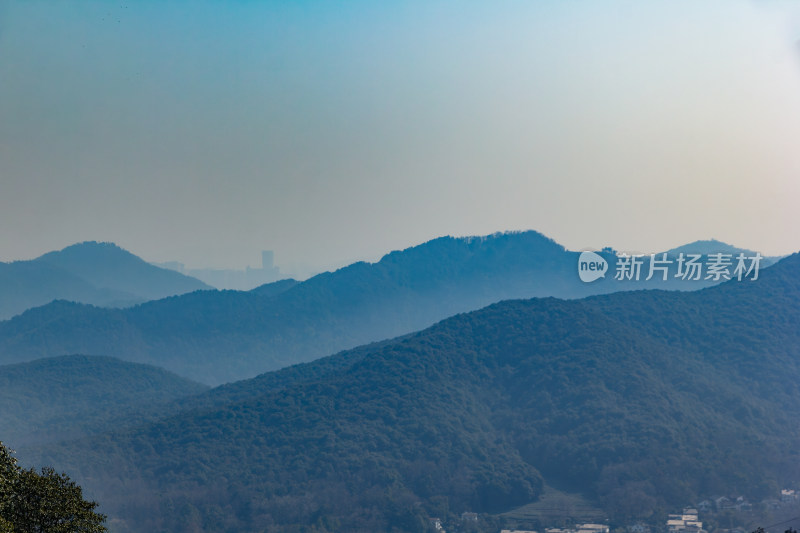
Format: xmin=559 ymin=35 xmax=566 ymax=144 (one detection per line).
xmin=174 ymin=336 xmax=401 ymax=412
xmin=0 ymin=355 xmax=208 ymax=446
xmin=585 ymin=252 xmax=800 ymax=388
xmin=31 ymin=254 xmax=800 ymax=532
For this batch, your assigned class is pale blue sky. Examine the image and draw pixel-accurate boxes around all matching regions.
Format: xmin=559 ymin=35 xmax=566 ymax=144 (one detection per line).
xmin=1 ymin=1 xmax=799 ymax=275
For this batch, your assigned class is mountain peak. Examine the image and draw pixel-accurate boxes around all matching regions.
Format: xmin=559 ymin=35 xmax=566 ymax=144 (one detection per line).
xmin=0 ymin=242 xmax=211 ymax=320
xmin=664 ymin=239 xmax=761 ymax=257
xmin=37 ymin=241 xmax=139 ymax=263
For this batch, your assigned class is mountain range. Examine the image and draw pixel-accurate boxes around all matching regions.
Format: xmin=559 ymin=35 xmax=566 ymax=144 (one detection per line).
xmin=0 ymin=232 xmax=774 ymax=384
xmin=23 ymin=251 xmax=800 ymax=532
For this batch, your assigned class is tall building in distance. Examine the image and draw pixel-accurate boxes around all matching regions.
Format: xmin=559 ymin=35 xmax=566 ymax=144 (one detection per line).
xmin=157 ymin=250 xmax=283 ymax=291
xmin=261 ymin=251 xmax=274 ymax=271
xmin=244 ymin=250 xmax=281 ymax=288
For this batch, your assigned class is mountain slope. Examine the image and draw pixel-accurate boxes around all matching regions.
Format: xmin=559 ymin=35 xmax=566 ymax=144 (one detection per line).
xmin=0 ymin=242 xmax=210 ymax=320
xmin=664 ymin=238 xmax=778 ymax=261
xmin=0 ymin=355 xmax=208 ymax=446
xmin=0 ymin=260 xmax=127 ymax=320
xmin=35 ymin=241 xmax=211 ymax=301
xmin=30 ymin=253 xmax=800 ymax=532
xmin=248 ymin=278 xmax=299 ymax=297
xmin=0 ymin=231 xmax=771 ymax=384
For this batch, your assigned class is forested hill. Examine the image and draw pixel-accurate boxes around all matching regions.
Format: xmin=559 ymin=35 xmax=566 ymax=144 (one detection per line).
xmin=0 ymin=355 xmax=208 ymax=446
xmin=31 ymin=253 xmax=800 ymax=532
xmin=0 ymin=231 xmax=769 ymax=384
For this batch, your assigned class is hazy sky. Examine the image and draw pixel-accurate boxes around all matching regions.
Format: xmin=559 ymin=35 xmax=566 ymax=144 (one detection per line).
xmin=2 ymin=0 xmax=799 ymax=276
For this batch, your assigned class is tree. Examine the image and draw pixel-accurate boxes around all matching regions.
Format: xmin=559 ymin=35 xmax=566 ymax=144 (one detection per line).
xmin=0 ymin=442 xmax=106 ymax=532
xmin=0 ymin=444 xmax=18 ymax=528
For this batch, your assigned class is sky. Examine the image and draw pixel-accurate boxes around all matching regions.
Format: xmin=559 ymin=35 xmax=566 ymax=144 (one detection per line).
xmin=1 ymin=0 xmax=799 ymax=277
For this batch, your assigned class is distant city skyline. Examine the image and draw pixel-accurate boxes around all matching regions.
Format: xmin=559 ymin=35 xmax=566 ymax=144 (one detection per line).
xmin=157 ymin=249 xmax=284 ymax=289
xmin=2 ymin=1 xmax=799 ymax=274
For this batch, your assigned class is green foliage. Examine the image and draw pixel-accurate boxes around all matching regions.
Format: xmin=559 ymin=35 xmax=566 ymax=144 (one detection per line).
xmin=6 ymin=468 xmax=106 ymax=533
xmin=0 ymin=442 xmax=106 ymax=533
xmin=0 ymin=446 xmax=17 ymax=525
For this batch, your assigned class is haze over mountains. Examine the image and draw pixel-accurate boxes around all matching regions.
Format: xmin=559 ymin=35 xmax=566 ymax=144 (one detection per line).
xmin=0 ymin=242 xmax=211 ymax=320
xmin=0 ymin=231 xmax=774 ymax=384
xmin=0 ymin=355 xmax=208 ymax=447
xmin=22 ymin=251 xmax=800 ymax=532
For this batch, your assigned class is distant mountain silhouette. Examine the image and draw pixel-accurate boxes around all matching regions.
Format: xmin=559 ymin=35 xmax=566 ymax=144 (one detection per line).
xmin=248 ymin=278 xmax=299 ymax=297
xmin=28 ymin=253 xmax=800 ymax=532
xmin=0 ymin=242 xmax=211 ymax=319
xmin=0 ymin=232 xmax=778 ymax=384
xmin=664 ymin=238 xmax=779 ymax=260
